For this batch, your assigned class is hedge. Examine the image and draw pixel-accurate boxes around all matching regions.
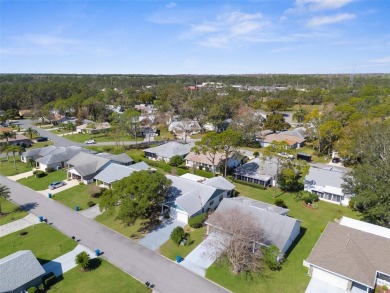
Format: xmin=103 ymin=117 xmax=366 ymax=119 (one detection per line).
xmin=231 ymin=178 xmax=266 ymax=190
xmin=188 ymin=213 xmax=208 ymax=228
xmin=42 ymin=272 xmax=56 ymax=288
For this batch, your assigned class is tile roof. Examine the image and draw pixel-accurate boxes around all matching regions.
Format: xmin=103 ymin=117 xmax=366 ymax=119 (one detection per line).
xmin=144 ymin=141 xmax=194 ymax=159
xmin=306 ymin=222 xmax=390 ymax=288
xmin=94 ymin=162 xmax=150 ymax=184
xmin=206 ymin=198 xmax=300 ymax=253
xmin=0 ymin=250 xmax=45 ymax=292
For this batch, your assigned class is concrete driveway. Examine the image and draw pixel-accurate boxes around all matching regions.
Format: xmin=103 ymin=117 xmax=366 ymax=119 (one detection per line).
xmin=37 ymin=179 xmax=79 ymax=196
xmin=180 ymin=232 xmax=223 ymax=277
xmin=139 ymin=218 xmax=186 ymax=251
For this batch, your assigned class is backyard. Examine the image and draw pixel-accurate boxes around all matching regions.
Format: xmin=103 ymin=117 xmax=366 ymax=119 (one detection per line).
xmin=48 ymin=258 xmax=150 ymax=293
xmin=53 ymin=185 xmax=102 ymax=210
xmin=0 ymin=224 xmax=77 ymax=264
xmin=0 ymin=200 xmax=28 ymax=225
xmin=206 ymin=182 xmax=360 ymax=293
xmin=159 ymin=226 xmax=206 ymax=261
xmin=17 ymin=170 xmax=67 ymax=190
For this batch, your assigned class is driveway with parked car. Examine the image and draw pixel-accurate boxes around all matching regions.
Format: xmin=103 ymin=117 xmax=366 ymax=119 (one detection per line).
xmin=48 ymin=181 xmax=66 ymax=190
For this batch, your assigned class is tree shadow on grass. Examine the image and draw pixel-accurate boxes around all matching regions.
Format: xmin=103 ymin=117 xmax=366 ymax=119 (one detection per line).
xmin=284 ymin=226 xmax=307 ymax=259
xmin=88 ymin=257 xmax=102 ymax=271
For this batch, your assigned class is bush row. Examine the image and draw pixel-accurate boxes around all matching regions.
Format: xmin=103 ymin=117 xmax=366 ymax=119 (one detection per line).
xmin=188 ymin=213 xmax=208 ymax=228
xmin=230 ymin=178 xmax=267 ymax=190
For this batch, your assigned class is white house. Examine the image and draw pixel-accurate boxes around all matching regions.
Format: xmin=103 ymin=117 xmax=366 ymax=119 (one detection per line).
xmin=304 ymin=220 xmax=390 ymax=293
xmin=234 ymin=157 xmax=278 ymax=187
xmin=185 ymin=151 xmax=244 ymax=173
xmin=304 ymin=165 xmax=351 ymax=205
xmin=164 ymin=174 xmax=235 ymax=223
xmin=144 ymin=141 xmax=194 ymax=163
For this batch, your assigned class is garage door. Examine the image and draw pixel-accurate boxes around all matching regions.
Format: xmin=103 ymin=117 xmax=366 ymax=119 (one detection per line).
xmin=171 ymin=209 xmax=188 ymax=224
xmin=312 ymin=268 xmax=348 ymax=289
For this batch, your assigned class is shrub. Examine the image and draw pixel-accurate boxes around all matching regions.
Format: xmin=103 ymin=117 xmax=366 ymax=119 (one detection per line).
xmin=348 ymin=197 xmax=355 ymax=209
xmin=19 ymin=231 xmax=28 ymax=236
xmin=262 ymin=245 xmax=283 ymax=271
xmin=87 ymin=201 xmax=96 ymax=207
xmin=188 ymin=213 xmax=208 ymax=228
xmin=45 ymin=166 xmax=54 ymax=173
xmin=35 ymin=171 xmax=46 ymax=178
xmin=231 ymin=178 xmax=266 ymax=190
xmin=32 ymin=170 xmax=38 ymax=175
xmin=27 ymin=287 xmax=37 ymax=293
xmin=79 ymin=182 xmax=85 ymax=185
xmin=185 ymin=234 xmax=193 ymax=246
xmin=75 ymin=251 xmax=90 ymax=271
xmin=383 ymin=285 xmax=388 ymax=291
xmin=194 ymin=169 xmax=214 ymax=178
xmin=253 ymin=151 xmax=260 ymax=158
xmin=274 ymin=198 xmax=287 ymax=208
xmin=170 ymin=226 xmax=185 ymax=245
xmin=42 ymin=272 xmax=56 ymax=288
xmin=169 ymin=155 xmax=184 ymax=166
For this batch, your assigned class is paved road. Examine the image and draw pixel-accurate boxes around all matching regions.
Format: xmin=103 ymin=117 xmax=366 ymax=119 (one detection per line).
xmin=0 ymin=176 xmax=228 ymax=293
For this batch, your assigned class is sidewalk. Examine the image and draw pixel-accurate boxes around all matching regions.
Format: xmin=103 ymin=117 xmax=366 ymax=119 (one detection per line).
xmin=0 ymin=214 xmax=41 ymax=237
xmin=42 ymin=244 xmax=97 ymax=277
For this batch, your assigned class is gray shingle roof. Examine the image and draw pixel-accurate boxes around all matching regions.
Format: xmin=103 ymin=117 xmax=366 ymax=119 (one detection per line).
xmin=96 ymin=152 xmax=134 ymax=164
xmin=304 ymin=166 xmax=347 ymax=190
xmin=22 ymin=145 xmax=57 ymax=158
xmin=0 ymin=250 xmax=45 ymax=292
xmin=203 ymin=177 xmax=235 ymax=191
xmin=234 ymin=157 xmax=278 ymax=181
xmin=166 ymin=175 xmax=222 ymax=216
xmin=144 ymin=141 xmax=194 ymax=159
xmin=67 ymin=152 xmax=111 ymax=176
xmin=229 ymin=196 xmax=289 ymax=215
xmin=94 ymin=162 xmax=150 ymax=184
xmin=306 ymin=222 xmax=390 ymax=288
xmin=206 ymin=198 xmax=300 ymax=252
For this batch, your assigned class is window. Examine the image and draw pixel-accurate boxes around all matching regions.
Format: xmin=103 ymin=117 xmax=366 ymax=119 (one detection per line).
xmin=219 ymin=195 xmax=223 ymax=202
xmin=209 ymin=200 xmax=214 ymax=206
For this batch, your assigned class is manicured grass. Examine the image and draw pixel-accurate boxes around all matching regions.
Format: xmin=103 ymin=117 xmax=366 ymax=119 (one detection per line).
xmin=206 ymin=182 xmax=360 ymax=293
xmin=64 ymin=132 xmax=134 ymax=143
xmin=159 ymin=226 xmax=206 ymax=260
xmin=0 ymin=200 xmax=28 ymax=225
xmin=95 ymin=207 xmax=148 ymax=239
xmin=291 ymin=145 xmax=329 ymax=164
xmin=0 ymin=224 xmax=77 ymax=264
xmin=48 ymin=258 xmax=150 ymax=293
xmin=0 ymin=158 xmax=33 ymax=176
xmin=190 ymin=133 xmax=205 ymax=139
xmin=17 ymin=170 xmax=67 ymax=190
xmin=53 ymin=185 xmax=101 ymax=210
xmin=154 ymin=130 xmax=174 ymax=141
xmin=29 ymin=141 xmax=54 ymax=149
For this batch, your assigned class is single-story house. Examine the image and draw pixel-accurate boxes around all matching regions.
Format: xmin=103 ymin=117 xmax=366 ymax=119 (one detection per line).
xmin=185 ymin=152 xmax=244 ymax=173
xmin=144 ymin=141 xmax=195 ymax=163
xmin=304 ymin=165 xmax=351 ymax=205
xmin=21 ymin=146 xmax=91 ymax=171
xmin=168 ymin=120 xmax=201 ymax=135
xmin=66 ymin=152 xmax=133 ymax=184
xmin=76 ymin=122 xmax=111 ymax=134
xmin=260 ymin=132 xmax=305 ymax=149
xmin=0 ymin=126 xmax=12 ymax=134
xmin=94 ymin=161 xmax=150 ymax=188
xmin=164 ymin=174 xmax=235 ymax=223
xmin=0 ymin=134 xmax=32 ymax=147
xmin=304 ymin=221 xmax=390 ymax=293
xmin=206 ymin=197 xmax=301 ymax=254
xmin=234 ymin=157 xmax=278 ymax=187
xmin=0 ymin=250 xmax=45 ymax=293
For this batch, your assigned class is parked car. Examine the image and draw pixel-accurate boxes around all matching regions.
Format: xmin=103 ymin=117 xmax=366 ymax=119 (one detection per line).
xmin=278 ymin=152 xmax=294 ymax=159
xmin=36 ymin=137 xmax=48 ymax=142
xmin=85 ymin=139 xmax=96 ymax=144
xmin=48 ymin=181 xmax=65 ymax=190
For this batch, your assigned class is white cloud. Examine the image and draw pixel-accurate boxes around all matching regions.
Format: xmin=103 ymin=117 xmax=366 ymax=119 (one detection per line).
xmin=296 ymin=0 xmax=354 ymax=11
xmin=307 ymin=13 xmax=355 ymax=26
xmin=166 ymin=2 xmax=176 ymax=9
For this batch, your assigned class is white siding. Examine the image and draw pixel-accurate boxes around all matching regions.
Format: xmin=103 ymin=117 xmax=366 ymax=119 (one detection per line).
xmin=171 ymin=209 xmax=188 ymax=224
xmin=312 ymin=267 xmax=349 ymax=290
xmin=281 ymin=220 xmax=301 ymax=254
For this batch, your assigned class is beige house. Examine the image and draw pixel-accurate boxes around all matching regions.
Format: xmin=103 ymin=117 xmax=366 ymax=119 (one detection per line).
xmin=76 ymin=122 xmax=111 ymax=134
xmin=185 ymin=152 xmax=243 ymax=173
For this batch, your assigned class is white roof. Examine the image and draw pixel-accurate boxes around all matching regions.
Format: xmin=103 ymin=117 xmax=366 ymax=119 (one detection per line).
xmin=339 ymin=217 xmax=390 ymax=240
xmin=180 ymin=173 xmax=206 ymax=182
xmin=144 ymin=141 xmax=194 ymax=159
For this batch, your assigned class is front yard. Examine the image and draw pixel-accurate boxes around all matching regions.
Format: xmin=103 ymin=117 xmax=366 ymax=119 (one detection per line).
xmin=53 ymin=185 xmax=102 ymax=210
xmin=0 ymin=200 xmax=28 ymax=225
xmin=64 ymin=132 xmax=135 ymax=143
xmin=206 ymin=181 xmax=360 ymax=293
xmin=0 ymin=158 xmax=32 ymax=176
xmin=0 ymin=224 xmax=77 ymax=264
xmin=48 ymin=258 xmax=150 ymax=293
xmin=159 ymin=226 xmax=206 ymax=261
xmin=29 ymin=141 xmax=54 ymax=149
xmin=17 ymin=170 xmax=67 ymax=190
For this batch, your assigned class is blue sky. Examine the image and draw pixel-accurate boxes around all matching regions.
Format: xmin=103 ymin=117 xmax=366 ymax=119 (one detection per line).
xmin=1 ymin=0 xmax=389 ymax=74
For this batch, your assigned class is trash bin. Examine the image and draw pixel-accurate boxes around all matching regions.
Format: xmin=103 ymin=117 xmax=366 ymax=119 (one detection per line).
xmin=95 ymin=249 xmax=101 ymax=256
xmin=75 ymin=206 xmax=79 ymax=211
xmin=38 ymin=216 xmax=44 ymax=222
xmin=48 ymin=193 xmax=52 ymax=198
xmin=176 ymin=255 xmax=182 ymax=263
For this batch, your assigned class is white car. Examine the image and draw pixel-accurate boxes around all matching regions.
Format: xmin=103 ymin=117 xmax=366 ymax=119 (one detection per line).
xmin=278 ymin=152 xmax=294 ymax=159
xmin=85 ymin=139 xmax=96 ymax=144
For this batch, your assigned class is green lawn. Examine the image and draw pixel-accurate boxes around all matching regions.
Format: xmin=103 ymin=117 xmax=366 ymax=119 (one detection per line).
xmin=0 ymin=224 xmax=77 ymax=264
xmin=64 ymin=132 xmax=135 ymax=143
xmin=291 ymin=145 xmax=329 ymax=164
xmin=53 ymin=185 xmax=101 ymax=210
xmin=206 ymin=182 xmax=360 ymax=293
xmin=0 ymin=200 xmax=28 ymax=225
xmin=17 ymin=170 xmax=67 ymax=190
xmin=95 ymin=207 xmax=148 ymax=239
xmin=29 ymin=141 xmax=54 ymax=149
xmin=0 ymin=158 xmax=33 ymax=176
xmin=159 ymin=226 xmax=206 ymax=260
xmin=154 ymin=130 xmax=174 ymax=141
xmin=48 ymin=258 xmax=150 ymax=293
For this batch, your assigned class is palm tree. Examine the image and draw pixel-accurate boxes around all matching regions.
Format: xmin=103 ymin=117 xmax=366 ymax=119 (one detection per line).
xmin=24 ymin=127 xmax=37 ymax=140
xmin=0 ymin=131 xmax=16 ymax=143
xmin=75 ymin=251 xmax=90 ymax=271
xmin=293 ymin=108 xmax=308 ymax=125
xmin=10 ymin=145 xmax=25 ymax=170
xmin=0 ymin=184 xmax=11 ymax=216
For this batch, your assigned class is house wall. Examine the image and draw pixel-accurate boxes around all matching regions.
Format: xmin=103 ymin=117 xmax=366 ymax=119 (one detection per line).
xmin=12 ymin=275 xmax=43 ymax=293
xmin=311 ymin=267 xmax=349 ymax=290
xmin=280 ymin=221 xmax=301 ymax=254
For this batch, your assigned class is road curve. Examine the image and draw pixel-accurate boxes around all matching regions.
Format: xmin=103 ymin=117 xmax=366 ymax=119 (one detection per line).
xmin=0 ymin=176 xmax=228 ymax=293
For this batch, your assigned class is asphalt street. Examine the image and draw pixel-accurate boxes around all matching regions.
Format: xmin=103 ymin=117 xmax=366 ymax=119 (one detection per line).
xmin=0 ymin=176 xmax=228 ymax=293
